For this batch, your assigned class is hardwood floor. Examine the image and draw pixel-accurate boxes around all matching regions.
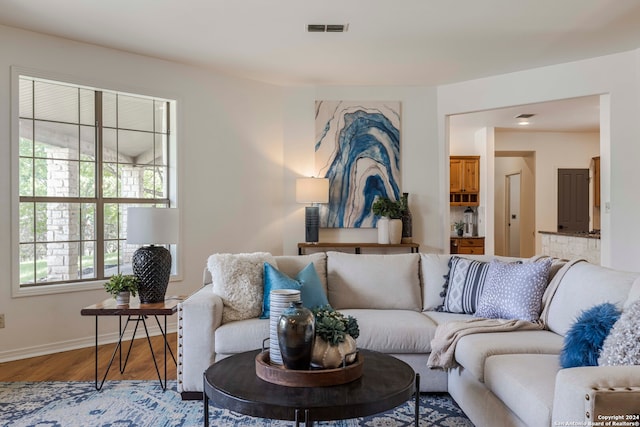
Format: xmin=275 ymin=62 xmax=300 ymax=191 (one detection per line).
xmin=0 ymin=333 xmax=178 ymax=382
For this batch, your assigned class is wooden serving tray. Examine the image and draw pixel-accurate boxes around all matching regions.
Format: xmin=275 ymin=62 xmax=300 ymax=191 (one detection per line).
xmin=255 ymin=350 xmax=363 ymax=387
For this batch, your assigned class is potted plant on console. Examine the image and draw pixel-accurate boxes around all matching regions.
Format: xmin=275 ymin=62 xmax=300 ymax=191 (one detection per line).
xmin=371 ymin=196 xmax=403 ymax=244
xmin=104 ymin=273 xmax=138 ymax=305
xmin=311 ymin=306 xmax=360 ymax=369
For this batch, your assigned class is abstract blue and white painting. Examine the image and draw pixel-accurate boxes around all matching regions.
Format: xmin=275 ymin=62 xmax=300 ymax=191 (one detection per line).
xmin=315 ymin=101 xmax=401 ymax=228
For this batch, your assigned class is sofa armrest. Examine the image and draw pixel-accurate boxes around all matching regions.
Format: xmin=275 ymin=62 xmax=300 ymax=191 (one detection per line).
xmin=553 ymin=366 xmax=640 ymax=425
xmin=177 ymin=284 xmax=223 ymax=394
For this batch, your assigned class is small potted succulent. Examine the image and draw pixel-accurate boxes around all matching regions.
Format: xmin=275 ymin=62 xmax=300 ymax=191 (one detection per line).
xmin=454 ymin=220 xmax=465 ymax=237
xmin=311 ymin=306 xmax=360 ymax=369
xmin=104 ymin=273 xmax=138 ymax=305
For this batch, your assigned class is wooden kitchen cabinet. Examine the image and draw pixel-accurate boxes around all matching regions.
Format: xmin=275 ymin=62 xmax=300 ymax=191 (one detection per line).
xmin=450 ymin=156 xmax=480 ymax=206
xmin=450 ymin=237 xmax=485 ymax=255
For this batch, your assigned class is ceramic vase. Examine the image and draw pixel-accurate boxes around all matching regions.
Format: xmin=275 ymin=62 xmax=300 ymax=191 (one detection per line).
xmin=277 ymin=301 xmax=315 ymax=370
xmin=269 ymin=289 xmax=301 ymax=365
xmin=377 ymin=217 xmax=390 ymax=244
xmin=389 ymin=219 xmax=403 ymax=244
xmin=115 ymin=291 xmax=130 ymax=305
xmin=311 ymin=334 xmax=357 ymax=369
xmin=401 ymin=192 xmax=413 ymax=243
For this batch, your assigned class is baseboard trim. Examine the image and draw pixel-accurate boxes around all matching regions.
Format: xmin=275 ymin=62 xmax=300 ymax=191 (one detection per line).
xmin=0 ymin=324 xmax=178 ymax=363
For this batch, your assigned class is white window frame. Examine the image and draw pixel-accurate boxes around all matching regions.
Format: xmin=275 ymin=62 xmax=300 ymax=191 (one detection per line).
xmin=10 ymin=67 xmax=181 ymax=297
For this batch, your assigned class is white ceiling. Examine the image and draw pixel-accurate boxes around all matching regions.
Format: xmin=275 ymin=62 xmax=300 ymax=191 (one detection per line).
xmin=450 ymin=95 xmax=601 ymax=132
xmin=1 ymin=0 xmax=628 ymax=131
xmin=1 ymin=0 xmax=639 ymax=88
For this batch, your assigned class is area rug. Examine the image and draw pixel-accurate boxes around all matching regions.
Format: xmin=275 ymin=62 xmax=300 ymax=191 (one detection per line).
xmin=0 ymin=381 xmax=473 ymax=427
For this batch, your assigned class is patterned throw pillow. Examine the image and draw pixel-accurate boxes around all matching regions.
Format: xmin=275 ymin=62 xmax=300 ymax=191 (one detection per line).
xmin=475 ymin=258 xmax=552 ymax=322
xmin=560 ymin=303 xmax=621 ymax=368
xmin=599 ymin=299 xmax=640 ymax=366
xmin=439 ymin=256 xmax=491 ymax=314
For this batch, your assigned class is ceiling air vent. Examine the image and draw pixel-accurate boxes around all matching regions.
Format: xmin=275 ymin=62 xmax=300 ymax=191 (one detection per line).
xmin=515 ymin=113 xmax=535 ymax=119
xmin=307 ymin=24 xmax=349 ymax=33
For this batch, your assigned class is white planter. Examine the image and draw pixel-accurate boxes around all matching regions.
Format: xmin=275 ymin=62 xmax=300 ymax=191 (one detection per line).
xmin=377 ymin=217 xmax=390 ymax=244
xmin=116 ymin=291 xmax=130 ymax=305
xmin=388 ymin=219 xmax=403 ymax=244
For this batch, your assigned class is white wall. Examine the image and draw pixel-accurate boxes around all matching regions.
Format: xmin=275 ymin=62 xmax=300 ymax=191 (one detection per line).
xmin=438 ymin=50 xmax=640 ymax=270
xmin=0 ymin=25 xmax=284 ymax=360
xmin=495 ymin=131 xmax=600 ymax=253
xmin=282 ymin=86 xmax=440 ymax=255
xmin=494 ymin=154 xmax=535 ymax=257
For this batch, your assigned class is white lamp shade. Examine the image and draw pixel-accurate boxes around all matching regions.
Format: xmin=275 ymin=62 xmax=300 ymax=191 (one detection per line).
xmin=127 ymin=207 xmax=179 ymax=245
xmin=296 ymin=178 xmax=329 ymax=204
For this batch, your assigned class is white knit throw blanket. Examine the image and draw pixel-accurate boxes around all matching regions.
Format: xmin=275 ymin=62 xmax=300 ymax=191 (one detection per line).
xmin=427 ymin=258 xmax=585 ymax=370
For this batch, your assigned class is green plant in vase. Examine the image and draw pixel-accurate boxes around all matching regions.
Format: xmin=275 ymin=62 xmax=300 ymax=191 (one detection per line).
xmin=104 ymin=273 xmax=138 ymax=305
xmin=311 ymin=306 xmax=360 ymax=368
xmin=371 ymin=197 xmax=403 ymax=219
xmin=454 ymin=220 xmax=465 ymax=236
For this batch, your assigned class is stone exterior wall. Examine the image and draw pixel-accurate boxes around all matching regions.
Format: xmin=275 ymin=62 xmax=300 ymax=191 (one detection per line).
xmin=540 ymin=233 xmax=601 ymax=265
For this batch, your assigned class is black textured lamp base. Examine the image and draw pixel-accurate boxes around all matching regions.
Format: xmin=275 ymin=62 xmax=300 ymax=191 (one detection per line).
xmin=132 ymin=245 xmax=172 ymax=304
xmin=305 ymin=206 xmax=319 ymax=243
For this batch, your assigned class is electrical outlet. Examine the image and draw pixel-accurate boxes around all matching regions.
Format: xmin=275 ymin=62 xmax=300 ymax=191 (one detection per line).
xmin=0 ymin=314 xmax=4 ymax=329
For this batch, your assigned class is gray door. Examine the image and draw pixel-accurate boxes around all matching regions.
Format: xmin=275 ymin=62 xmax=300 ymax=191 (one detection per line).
xmin=557 ymin=169 xmax=589 ymax=232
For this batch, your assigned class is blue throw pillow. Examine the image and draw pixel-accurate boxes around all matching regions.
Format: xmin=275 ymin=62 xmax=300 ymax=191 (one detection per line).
xmin=560 ymin=302 xmax=621 ymax=369
xmin=260 ymin=262 xmax=329 ymax=319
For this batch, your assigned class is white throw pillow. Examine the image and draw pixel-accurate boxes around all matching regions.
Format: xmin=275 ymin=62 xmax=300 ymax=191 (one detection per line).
xmin=327 ymin=251 xmax=421 ymax=311
xmin=208 ymin=252 xmax=275 ymax=323
xmin=598 ymin=299 xmax=640 ymax=366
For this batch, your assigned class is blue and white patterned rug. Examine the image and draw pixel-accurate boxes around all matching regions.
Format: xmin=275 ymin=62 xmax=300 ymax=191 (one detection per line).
xmin=0 ymin=381 xmax=473 ymax=427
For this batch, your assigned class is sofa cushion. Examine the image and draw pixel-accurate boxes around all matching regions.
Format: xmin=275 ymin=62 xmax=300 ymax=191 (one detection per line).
xmin=440 ymin=256 xmax=491 ymax=314
xmin=327 ymin=252 xmax=421 ymax=310
xmin=208 ymin=252 xmax=276 ymax=323
xmin=624 ymin=276 xmax=640 ymax=309
xmin=475 ymin=258 xmax=551 ymax=322
xmin=545 ymin=262 xmax=638 ymax=336
xmin=484 ymin=354 xmax=559 ymax=427
xmin=454 ymin=330 xmax=564 ymax=383
xmin=423 ymin=310 xmax=474 ymax=325
xmin=599 ymin=299 xmax=640 ymax=366
xmin=560 ymin=303 xmax=620 ymax=368
xmin=215 ymin=318 xmax=269 ymax=354
xmin=340 ymin=309 xmax=436 ymax=353
xmin=274 ymin=253 xmax=328 ymax=294
xmin=259 ymin=262 xmax=329 ymax=318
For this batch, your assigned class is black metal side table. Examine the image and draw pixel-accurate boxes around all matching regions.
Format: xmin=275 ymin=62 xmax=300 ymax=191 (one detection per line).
xmin=80 ymin=296 xmax=183 ymax=391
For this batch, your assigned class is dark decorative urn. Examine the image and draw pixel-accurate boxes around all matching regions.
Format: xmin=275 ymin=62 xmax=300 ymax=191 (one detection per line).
xmin=277 ymin=301 xmax=315 ymax=370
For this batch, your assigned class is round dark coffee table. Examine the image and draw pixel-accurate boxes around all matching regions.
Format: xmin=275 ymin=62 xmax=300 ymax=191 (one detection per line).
xmin=203 ymin=349 xmax=420 ymax=426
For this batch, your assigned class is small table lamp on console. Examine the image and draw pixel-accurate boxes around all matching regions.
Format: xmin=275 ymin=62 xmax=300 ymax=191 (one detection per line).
xmin=296 ymin=177 xmax=329 ymax=243
xmin=127 ymin=207 xmax=179 ymax=303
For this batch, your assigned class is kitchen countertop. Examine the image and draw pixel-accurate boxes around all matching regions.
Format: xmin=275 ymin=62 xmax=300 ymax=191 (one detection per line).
xmin=538 ymin=230 xmax=601 ymax=239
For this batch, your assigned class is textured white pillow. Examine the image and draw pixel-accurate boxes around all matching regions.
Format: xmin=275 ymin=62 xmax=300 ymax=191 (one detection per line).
xmin=327 ymin=251 xmax=421 ymax=310
xmin=208 ymin=252 xmax=275 ymax=323
xmin=598 ymin=299 xmax=640 ymax=366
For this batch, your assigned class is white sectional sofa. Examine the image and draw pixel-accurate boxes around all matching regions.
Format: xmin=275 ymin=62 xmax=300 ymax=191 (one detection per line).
xmin=177 ymin=251 xmax=640 ymax=426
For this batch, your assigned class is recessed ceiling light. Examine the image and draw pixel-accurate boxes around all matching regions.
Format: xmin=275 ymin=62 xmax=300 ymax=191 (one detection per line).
xmin=518 ymin=120 xmax=530 ymax=126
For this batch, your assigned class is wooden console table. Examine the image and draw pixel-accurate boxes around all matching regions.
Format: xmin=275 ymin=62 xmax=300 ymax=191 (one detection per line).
xmin=298 ymin=242 xmax=419 ymax=255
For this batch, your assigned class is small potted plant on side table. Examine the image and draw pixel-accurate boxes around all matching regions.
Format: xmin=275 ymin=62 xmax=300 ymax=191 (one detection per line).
xmin=104 ymin=273 xmax=138 ymax=305
xmin=454 ymin=220 xmax=465 ymax=237
xmin=371 ymin=196 xmax=403 ymax=244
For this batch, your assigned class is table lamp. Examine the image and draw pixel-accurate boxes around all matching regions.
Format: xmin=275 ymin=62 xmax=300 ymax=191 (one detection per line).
xmin=296 ymin=177 xmax=329 ymax=243
xmin=127 ymin=207 xmax=179 ymax=303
